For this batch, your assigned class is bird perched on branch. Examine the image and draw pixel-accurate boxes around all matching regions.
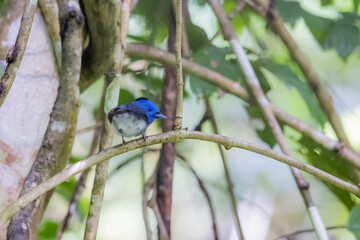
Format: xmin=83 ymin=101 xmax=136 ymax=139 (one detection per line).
xmin=108 ymin=97 xmax=166 ymax=143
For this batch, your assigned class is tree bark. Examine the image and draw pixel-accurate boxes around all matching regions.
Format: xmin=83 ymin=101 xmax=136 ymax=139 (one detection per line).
xmin=156 ymin=6 xmax=177 ymax=237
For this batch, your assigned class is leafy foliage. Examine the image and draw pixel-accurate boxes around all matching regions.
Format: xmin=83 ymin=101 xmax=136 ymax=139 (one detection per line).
xmin=189 ymin=45 xmax=242 ymax=97
xmin=256 ymin=58 xmax=327 ymax=127
xmin=299 ymin=135 xmax=355 ymax=209
xmin=277 ymin=0 xmax=360 ymax=60
xmin=322 ymin=18 xmax=360 ymax=60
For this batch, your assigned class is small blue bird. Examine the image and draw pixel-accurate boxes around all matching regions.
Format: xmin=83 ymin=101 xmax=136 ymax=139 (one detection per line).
xmin=108 ymin=97 xmax=166 ymax=143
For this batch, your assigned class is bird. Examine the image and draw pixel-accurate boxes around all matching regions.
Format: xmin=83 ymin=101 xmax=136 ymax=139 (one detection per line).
xmin=108 ymin=97 xmax=167 ymax=143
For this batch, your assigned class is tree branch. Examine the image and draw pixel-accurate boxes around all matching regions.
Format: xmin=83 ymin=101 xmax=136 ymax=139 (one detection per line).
xmin=156 ymin=6 xmax=177 ymax=238
xmin=0 ymin=0 xmax=38 ymax=108
xmin=56 ymin=124 xmax=100 ymax=240
xmin=39 ymin=0 xmax=61 ymax=69
xmin=125 ymin=43 xmax=360 ymax=170
xmin=206 ymin=0 xmax=328 ymax=238
xmin=176 ymin=153 xmax=219 ymax=240
xmin=80 ymin=0 xmax=122 ymax=92
xmin=246 ymin=0 xmax=353 ymax=150
xmin=6 ymin=1 xmax=84 ymax=239
xmin=83 ymin=74 xmax=115 ymax=240
xmin=174 ymin=0 xmax=184 ymax=130
xmin=1 ymin=130 xmax=360 ymax=225
xmin=205 ymin=99 xmax=244 ymax=239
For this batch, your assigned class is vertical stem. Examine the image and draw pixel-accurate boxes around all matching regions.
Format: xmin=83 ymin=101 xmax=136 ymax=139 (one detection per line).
xmin=156 ymin=6 xmax=177 ymax=239
xmin=206 ymin=99 xmax=245 ymax=240
xmin=84 ymin=0 xmax=130 ymax=237
xmin=174 ymin=0 xmax=184 ymax=130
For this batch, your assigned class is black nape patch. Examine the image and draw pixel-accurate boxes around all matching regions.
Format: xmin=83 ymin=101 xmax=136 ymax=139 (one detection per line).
xmin=135 ymin=97 xmax=148 ymax=101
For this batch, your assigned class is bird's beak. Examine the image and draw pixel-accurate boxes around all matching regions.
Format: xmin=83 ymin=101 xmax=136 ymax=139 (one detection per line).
xmin=155 ymin=113 xmax=167 ymax=119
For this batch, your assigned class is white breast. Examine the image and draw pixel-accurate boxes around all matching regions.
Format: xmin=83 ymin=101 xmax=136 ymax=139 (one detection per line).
xmin=111 ymin=112 xmax=148 ymax=137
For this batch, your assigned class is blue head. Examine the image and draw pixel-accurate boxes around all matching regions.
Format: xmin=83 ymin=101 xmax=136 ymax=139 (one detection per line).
xmin=133 ymin=98 xmax=166 ymax=124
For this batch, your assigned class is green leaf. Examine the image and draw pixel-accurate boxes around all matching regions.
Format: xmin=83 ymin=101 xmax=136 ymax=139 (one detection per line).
xmin=189 ymin=45 xmax=242 ymax=97
xmin=257 ymin=59 xmax=327 ymax=127
xmin=348 ymin=205 xmax=360 ymax=239
xmin=37 ymin=220 xmax=58 ymax=240
xmin=69 ymin=156 xmax=83 ymax=164
xmin=322 ymin=18 xmax=359 ymax=60
xmin=245 ymin=106 xmax=278 ymax=148
xmin=104 ymin=76 xmax=121 ymax=113
xmin=302 ymin=10 xmax=334 ymax=44
xmin=118 ymin=89 xmax=135 ymax=105
xmin=277 ymin=0 xmax=303 ymax=27
xmin=299 ymin=135 xmax=355 ymax=210
xmin=56 ymin=176 xmax=78 ymax=201
xmin=186 ymin=22 xmax=209 ymax=52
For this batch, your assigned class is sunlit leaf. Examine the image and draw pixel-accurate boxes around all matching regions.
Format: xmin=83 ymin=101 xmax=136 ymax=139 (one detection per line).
xmin=37 ymin=220 xmax=58 ymax=240
xmin=348 ymin=205 xmax=360 ymax=239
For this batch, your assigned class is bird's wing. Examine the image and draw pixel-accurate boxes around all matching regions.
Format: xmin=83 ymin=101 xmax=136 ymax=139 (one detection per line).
xmin=108 ymin=104 xmax=149 ymax=124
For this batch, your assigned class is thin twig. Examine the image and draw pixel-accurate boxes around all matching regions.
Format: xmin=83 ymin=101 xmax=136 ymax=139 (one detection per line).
xmin=206 ymin=99 xmax=244 ymax=240
xmin=39 ymin=0 xmax=61 ymax=69
xmin=56 ymin=126 xmax=101 ymax=239
xmin=83 ymin=74 xmax=115 ymax=240
xmin=125 ymin=43 xmax=360 ymax=170
xmin=76 ymin=121 xmax=102 ymax=135
xmin=176 ymin=153 xmax=219 ymax=240
xmin=174 ymin=0 xmax=184 ymax=130
xmin=206 ymin=0 xmax=328 ymax=238
xmin=6 ymin=1 xmax=84 ymax=238
xmin=247 ymin=0 xmax=353 ymax=150
xmin=275 ymin=225 xmax=346 ymax=240
xmin=0 ymin=0 xmax=38 ymax=108
xmin=2 ymin=130 xmax=360 ymax=225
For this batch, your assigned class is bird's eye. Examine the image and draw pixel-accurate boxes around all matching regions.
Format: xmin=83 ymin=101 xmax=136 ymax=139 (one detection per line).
xmin=148 ymin=109 xmax=152 ymax=112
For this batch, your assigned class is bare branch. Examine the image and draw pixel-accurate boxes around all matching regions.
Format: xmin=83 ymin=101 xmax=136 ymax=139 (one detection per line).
xmin=174 ymin=0 xmax=184 ymax=130
xmin=275 ymin=225 xmax=346 ymax=240
xmin=0 ymin=0 xmax=38 ymax=108
xmin=84 ymin=74 xmax=116 ymax=240
xmin=176 ymin=153 xmax=219 ymax=240
xmin=206 ymin=99 xmax=244 ymax=239
xmin=1 ymin=130 xmax=360 ymax=225
xmin=156 ymin=6 xmax=177 ymax=238
xmin=57 ymin=124 xmax=101 ymax=239
xmin=125 ymin=44 xmax=360 ymax=171
xmin=206 ymin=0 xmax=328 ymax=238
xmin=6 ymin=1 xmax=84 ymax=238
xmin=39 ymin=0 xmax=61 ymax=68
